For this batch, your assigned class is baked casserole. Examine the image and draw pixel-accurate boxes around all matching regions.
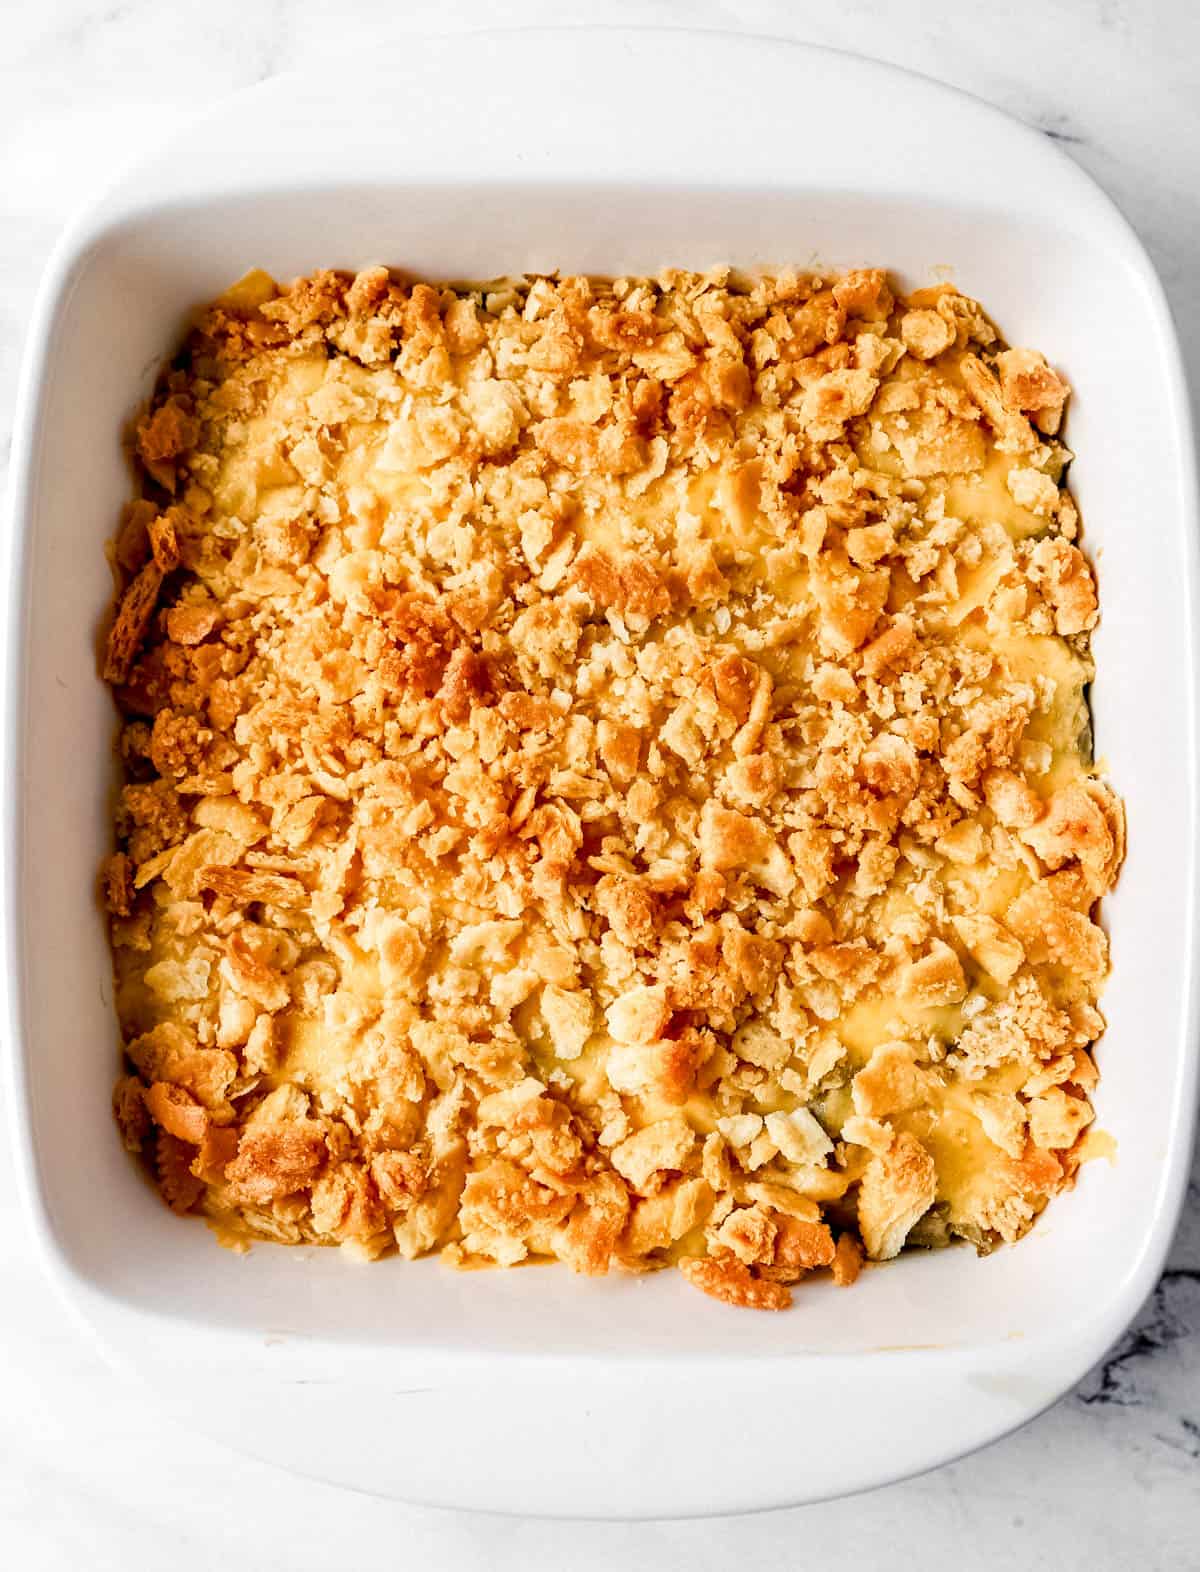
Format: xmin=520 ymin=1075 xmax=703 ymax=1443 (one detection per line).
xmin=102 ymin=264 xmax=1123 ymax=1309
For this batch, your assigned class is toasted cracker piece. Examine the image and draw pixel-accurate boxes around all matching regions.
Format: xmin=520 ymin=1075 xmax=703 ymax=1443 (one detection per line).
xmin=103 ymin=559 xmax=164 ymax=684
xmin=832 ymin=1233 xmax=864 ymax=1287
xmin=772 ymin=1215 xmax=835 ymax=1277
xmin=100 ymin=265 xmax=1119 ymax=1305
xmin=112 ymin=1075 xmax=150 ymax=1152
xmin=221 ymin=931 xmax=290 ymax=1011
xmin=678 ymin=1252 xmax=792 ymax=1311
xmin=225 ymin=1120 xmax=328 ymax=1205
xmin=191 ymin=1125 xmax=239 ymax=1184
xmin=155 ymin=1130 xmax=205 ymax=1213
xmin=858 ymin=1132 xmax=937 ymax=1260
xmin=198 ymin=866 xmax=309 ymax=908
xmin=996 ymin=347 xmax=1070 ymax=435
xmin=143 ymin=1080 xmax=211 ymax=1144
xmin=101 ymin=852 xmax=135 ymax=917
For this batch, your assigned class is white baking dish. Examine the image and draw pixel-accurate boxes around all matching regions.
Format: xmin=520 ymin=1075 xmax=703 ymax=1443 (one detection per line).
xmin=5 ymin=28 xmax=1198 ymax=1517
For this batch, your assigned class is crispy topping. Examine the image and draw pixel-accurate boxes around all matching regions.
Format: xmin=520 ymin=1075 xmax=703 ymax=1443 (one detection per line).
xmin=858 ymin=1132 xmax=937 ymax=1261
xmin=104 ymin=266 xmax=1119 ymax=1301
xmin=103 ymin=559 xmax=165 ymax=685
xmin=143 ymin=1081 xmax=210 ymax=1144
xmin=679 ymin=1252 xmax=793 ymax=1311
xmin=831 ymin=1232 xmax=864 ymax=1287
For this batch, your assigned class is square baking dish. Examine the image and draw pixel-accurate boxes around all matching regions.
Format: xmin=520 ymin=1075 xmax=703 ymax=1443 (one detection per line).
xmin=6 ymin=28 xmax=1198 ymax=1516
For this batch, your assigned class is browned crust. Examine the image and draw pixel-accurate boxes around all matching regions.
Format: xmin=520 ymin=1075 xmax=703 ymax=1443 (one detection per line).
xmin=198 ymin=866 xmax=309 ymax=907
xmin=102 ymin=559 xmax=164 ymax=684
xmin=101 ymin=264 xmax=1119 ymax=1305
xmin=678 ymin=1253 xmax=792 ymax=1311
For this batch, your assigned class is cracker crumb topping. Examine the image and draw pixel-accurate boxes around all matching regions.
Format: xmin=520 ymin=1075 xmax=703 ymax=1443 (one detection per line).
xmin=103 ymin=265 xmax=1120 ymax=1308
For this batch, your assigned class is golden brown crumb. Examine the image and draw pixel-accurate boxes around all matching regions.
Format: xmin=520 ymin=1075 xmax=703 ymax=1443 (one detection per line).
xmin=102 ymin=559 xmax=165 ymax=685
xmin=225 ymin=1118 xmax=327 ymax=1206
xmin=831 ymin=1233 xmax=864 ymax=1287
xmin=103 ymin=266 xmax=1120 ymax=1302
xmin=858 ymin=1132 xmax=938 ymax=1260
xmin=102 ymin=852 xmax=135 ymax=917
xmin=112 ymin=1075 xmax=150 ymax=1152
xmin=143 ymin=1080 xmax=210 ymax=1144
xmin=679 ymin=1252 xmax=793 ymax=1311
xmin=154 ymin=1130 xmax=204 ymax=1214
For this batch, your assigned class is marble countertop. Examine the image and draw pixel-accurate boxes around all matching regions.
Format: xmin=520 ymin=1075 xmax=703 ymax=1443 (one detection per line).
xmin=2 ymin=1 xmax=1198 ymax=1564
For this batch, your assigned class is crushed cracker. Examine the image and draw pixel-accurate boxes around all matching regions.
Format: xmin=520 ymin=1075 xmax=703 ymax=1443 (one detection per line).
xmin=103 ymin=265 xmax=1120 ymax=1308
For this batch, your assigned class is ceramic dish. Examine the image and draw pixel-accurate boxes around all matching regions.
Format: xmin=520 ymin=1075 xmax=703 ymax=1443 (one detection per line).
xmin=5 ymin=28 xmax=1198 ymax=1517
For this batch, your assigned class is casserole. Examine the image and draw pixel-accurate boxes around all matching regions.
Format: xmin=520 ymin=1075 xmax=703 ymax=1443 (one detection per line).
xmin=5 ymin=27 xmax=1197 ymax=1516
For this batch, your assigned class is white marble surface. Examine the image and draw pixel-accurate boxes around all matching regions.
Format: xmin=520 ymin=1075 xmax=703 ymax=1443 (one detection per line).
xmin=2 ymin=1 xmax=1199 ymax=1564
